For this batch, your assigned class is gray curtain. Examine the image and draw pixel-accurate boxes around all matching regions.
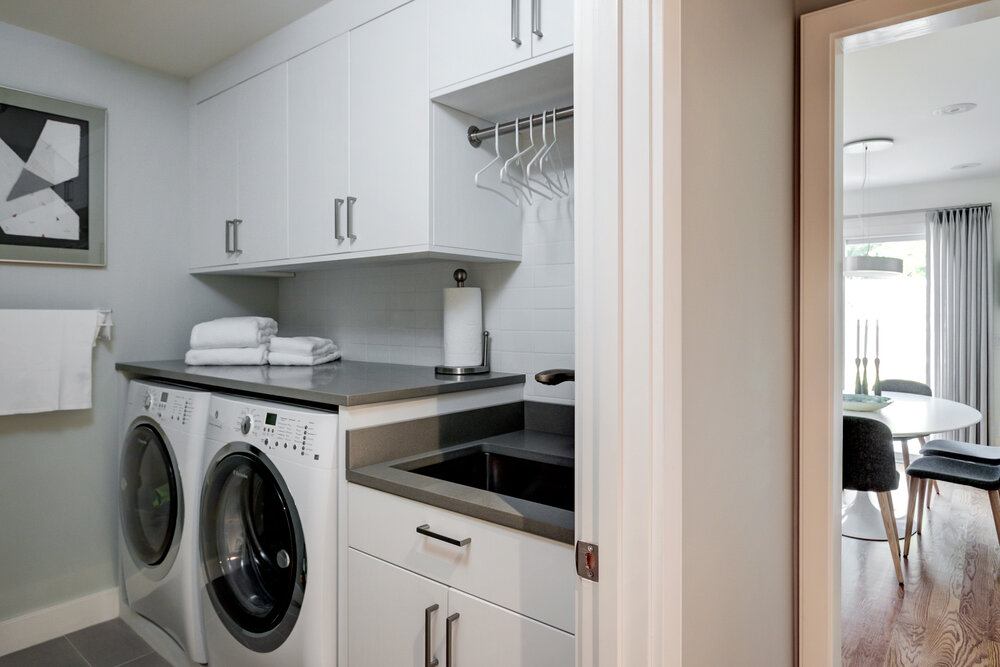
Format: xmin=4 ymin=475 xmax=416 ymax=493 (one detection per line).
xmin=927 ymin=205 xmax=993 ymax=444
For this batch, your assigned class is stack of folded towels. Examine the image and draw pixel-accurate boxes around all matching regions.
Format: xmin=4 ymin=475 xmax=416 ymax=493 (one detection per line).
xmin=185 ymin=316 xmax=276 ymax=366
xmin=268 ymin=336 xmax=341 ymax=366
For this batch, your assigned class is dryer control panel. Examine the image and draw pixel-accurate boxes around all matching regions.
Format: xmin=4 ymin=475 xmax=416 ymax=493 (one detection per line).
xmin=207 ymin=394 xmax=338 ymax=470
xmin=126 ymin=379 xmax=210 ymax=435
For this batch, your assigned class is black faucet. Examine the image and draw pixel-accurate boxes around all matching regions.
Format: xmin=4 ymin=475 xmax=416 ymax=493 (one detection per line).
xmin=534 ymin=368 xmax=575 ymax=385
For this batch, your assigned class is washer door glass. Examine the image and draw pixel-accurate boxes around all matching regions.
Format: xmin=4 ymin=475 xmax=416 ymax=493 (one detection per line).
xmin=201 ymin=449 xmax=303 ymax=650
xmin=120 ymin=424 xmax=179 ymax=567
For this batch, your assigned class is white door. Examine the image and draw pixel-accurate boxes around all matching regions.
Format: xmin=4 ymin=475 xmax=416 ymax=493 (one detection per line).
xmin=348 ymin=548 xmax=448 ymax=667
xmin=446 ymin=588 xmax=574 ymax=666
xmin=348 ymin=0 xmax=430 ymax=254
xmin=190 ymin=88 xmax=238 ymax=269
xmin=288 ymin=35 xmax=350 ymax=258
xmin=530 ymin=0 xmax=573 ymax=57
xmin=428 ymin=0 xmax=532 ymax=91
xmin=235 ymin=65 xmax=289 ymax=264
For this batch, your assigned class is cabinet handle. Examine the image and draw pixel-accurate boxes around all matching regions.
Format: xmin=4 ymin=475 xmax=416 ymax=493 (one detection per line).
xmin=416 ymin=524 xmax=471 ymax=547
xmin=334 ymin=198 xmax=345 ymax=241
xmin=425 ymin=604 xmax=440 ymax=667
xmin=232 ymin=218 xmax=243 ymax=255
xmin=446 ymin=612 xmax=459 ymax=667
xmin=346 ymin=196 xmax=357 ymax=241
xmin=224 ymin=219 xmax=234 ymax=253
xmin=511 ymin=0 xmax=521 ymax=45
xmin=532 ymin=0 xmax=542 ymax=37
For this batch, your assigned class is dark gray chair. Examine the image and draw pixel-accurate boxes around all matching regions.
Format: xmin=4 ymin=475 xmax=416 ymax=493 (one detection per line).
xmin=920 ymin=438 xmax=1000 ymax=465
xmin=903 ymin=455 xmax=1000 ymax=557
xmin=844 ymin=416 xmax=904 ymax=585
xmin=879 ymin=378 xmax=938 ymax=507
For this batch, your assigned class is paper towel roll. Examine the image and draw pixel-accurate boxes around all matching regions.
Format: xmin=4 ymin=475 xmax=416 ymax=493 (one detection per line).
xmin=443 ymin=287 xmax=483 ymax=367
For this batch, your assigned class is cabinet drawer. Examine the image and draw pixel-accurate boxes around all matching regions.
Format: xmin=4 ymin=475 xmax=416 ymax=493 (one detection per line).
xmin=348 ymin=483 xmax=574 ymax=632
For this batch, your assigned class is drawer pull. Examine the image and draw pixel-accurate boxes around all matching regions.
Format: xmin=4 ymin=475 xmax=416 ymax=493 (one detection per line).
xmin=425 ymin=604 xmax=439 ymax=667
xmin=416 ymin=524 xmax=471 ymax=547
xmin=446 ymin=612 xmax=460 ymax=667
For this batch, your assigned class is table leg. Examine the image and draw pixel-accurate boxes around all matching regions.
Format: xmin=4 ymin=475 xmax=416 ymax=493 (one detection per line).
xmin=842 ymin=489 xmax=915 ymax=540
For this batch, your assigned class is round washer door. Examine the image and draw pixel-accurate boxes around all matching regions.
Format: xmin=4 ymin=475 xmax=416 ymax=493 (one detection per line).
xmin=120 ymin=423 xmax=182 ymax=576
xmin=200 ymin=444 xmax=305 ymax=653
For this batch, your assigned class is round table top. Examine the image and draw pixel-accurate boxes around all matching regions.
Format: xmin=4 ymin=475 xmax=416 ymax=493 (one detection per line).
xmin=847 ymin=391 xmax=982 ymax=439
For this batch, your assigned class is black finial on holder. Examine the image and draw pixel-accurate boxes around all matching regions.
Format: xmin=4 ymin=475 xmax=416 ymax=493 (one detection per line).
xmin=454 ymin=268 xmax=467 ymax=287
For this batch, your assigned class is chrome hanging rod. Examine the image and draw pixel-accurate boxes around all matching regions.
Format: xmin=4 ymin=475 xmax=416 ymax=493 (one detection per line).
xmin=467 ymin=105 xmax=574 ymax=147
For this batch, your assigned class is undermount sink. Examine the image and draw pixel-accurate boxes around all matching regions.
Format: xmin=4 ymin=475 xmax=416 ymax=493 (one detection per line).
xmin=398 ymin=447 xmax=573 ymax=512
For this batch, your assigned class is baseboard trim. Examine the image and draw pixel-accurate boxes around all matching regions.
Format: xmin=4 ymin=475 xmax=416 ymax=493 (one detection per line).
xmin=0 ymin=587 xmax=119 ymax=656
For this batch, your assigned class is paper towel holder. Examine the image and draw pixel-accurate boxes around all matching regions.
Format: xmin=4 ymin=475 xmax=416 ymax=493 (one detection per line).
xmin=435 ymin=330 xmax=491 ymax=375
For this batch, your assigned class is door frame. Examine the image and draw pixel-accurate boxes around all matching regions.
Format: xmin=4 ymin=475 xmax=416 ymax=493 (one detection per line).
xmin=798 ymin=0 xmax=988 ymax=663
xmin=575 ymin=0 xmax=683 ymax=664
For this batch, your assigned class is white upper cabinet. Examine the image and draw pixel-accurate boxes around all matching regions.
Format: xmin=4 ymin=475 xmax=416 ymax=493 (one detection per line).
xmin=190 ymin=66 xmax=288 ymax=268
xmin=428 ymin=0 xmax=572 ymax=92
xmin=347 ymin=0 xmax=429 ymax=254
xmin=287 ymin=35 xmax=350 ymax=258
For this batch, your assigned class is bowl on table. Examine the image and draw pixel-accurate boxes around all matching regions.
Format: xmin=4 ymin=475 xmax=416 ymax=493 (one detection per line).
xmin=842 ymin=394 xmax=893 ymax=412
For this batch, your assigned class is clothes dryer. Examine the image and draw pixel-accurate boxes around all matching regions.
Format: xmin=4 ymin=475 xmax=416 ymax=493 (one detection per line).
xmin=199 ymin=393 xmax=338 ymax=666
xmin=119 ymin=380 xmax=210 ymax=663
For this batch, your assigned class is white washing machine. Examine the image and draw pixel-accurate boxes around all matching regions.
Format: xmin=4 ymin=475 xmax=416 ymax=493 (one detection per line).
xmin=119 ymin=380 xmax=211 ymax=664
xmin=199 ymin=393 xmax=338 ymax=666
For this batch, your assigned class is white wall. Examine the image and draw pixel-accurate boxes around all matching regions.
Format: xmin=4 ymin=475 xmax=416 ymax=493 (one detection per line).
xmin=680 ymin=0 xmax=795 ymax=663
xmin=0 ymin=22 xmax=277 ymax=624
xmin=278 ymin=182 xmax=575 ymax=403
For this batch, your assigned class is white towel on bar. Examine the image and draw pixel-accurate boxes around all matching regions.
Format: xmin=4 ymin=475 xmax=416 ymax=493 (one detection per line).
xmin=184 ymin=345 xmax=269 ymax=366
xmin=268 ymin=349 xmax=342 ymax=366
xmin=269 ymin=336 xmax=337 ymax=356
xmin=189 ymin=316 xmax=277 ymax=350
xmin=0 ymin=309 xmax=102 ymax=415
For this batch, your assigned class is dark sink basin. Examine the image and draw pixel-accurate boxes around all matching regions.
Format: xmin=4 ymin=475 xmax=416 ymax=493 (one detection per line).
xmin=402 ymin=448 xmax=573 ymax=511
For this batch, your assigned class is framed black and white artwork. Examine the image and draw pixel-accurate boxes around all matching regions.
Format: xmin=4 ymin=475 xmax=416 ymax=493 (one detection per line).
xmin=0 ymin=87 xmax=106 ymax=266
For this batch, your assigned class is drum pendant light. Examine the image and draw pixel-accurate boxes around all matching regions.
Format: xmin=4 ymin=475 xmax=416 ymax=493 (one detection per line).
xmin=844 ymin=138 xmax=903 ymax=278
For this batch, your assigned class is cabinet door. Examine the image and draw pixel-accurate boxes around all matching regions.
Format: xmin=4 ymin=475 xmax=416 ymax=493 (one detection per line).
xmin=348 ymin=548 xmax=448 ymax=667
xmin=190 ymin=88 xmax=238 ymax=269
xmin=234 ymin=65 xmax=289 ymax=263
xmin=288 ymin=35 xmax=350 ymax=258
xmin=429 ymin=0 xmax=531 ymax=91
xmin=447 ymin=589 xmax=574 ymax=667
xmin=348 ymin=0 xmax=430 ymax=254
xmin=530 ymin=0 xmax=573 ymax=57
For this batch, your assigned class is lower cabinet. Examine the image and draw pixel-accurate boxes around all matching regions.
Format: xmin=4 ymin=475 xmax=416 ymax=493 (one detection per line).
xmin=349 ymin=548 xmax=573 ymax=666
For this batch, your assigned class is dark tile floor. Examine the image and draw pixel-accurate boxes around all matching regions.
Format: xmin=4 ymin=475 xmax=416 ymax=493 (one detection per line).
xmin=0 ymin=619 xmax=170 ymax=667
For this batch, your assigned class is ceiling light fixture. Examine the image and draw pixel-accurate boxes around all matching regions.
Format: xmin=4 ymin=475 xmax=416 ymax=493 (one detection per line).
xmin=933 ymin=102 xmax=977 ymax=116
xmin=843 ymin=138 xmax=903 ymax=279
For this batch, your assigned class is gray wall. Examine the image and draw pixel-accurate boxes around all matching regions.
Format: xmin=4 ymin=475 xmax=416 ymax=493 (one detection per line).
xmin=681 ymin=0 xmax=795 ymax=663
xmin=0 ymin=22 xmax=276 ymax=622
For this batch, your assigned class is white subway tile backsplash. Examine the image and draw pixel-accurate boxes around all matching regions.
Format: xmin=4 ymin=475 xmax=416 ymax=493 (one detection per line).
xmin=278 ymin=182 xmax=575 ymax=403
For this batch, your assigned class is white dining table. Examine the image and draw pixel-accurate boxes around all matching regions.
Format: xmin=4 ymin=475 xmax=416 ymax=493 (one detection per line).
xmin=842 ymin=391 xmax=982 ymax=541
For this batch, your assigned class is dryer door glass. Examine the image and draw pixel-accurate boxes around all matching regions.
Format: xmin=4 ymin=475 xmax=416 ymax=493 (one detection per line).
xmin=120 ymin=424 xmax=179 ymax=567
xmin=200 ymin=448 xmax=304 ymax=652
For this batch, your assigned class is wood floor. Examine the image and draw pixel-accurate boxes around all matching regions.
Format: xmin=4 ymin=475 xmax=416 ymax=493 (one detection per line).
xmin=842 ymin=475 xmax=1000 ymax=666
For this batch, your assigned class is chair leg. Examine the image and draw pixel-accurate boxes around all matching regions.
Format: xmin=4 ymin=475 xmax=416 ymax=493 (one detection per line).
xmin=916 ymin=479 xmax=927 ymax=535
xmin=989 ymin=490 xmax=1000 ymax=548
xmin=877 ymin=491 xmax=904 ymax=585
xmin=904 ymin=476 xmax=920 ymax=557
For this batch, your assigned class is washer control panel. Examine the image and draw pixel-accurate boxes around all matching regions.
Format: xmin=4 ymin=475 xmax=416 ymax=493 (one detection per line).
xmin=127 ymin=380 xmax=209 ymax=434
xmin=208 ymin=394 xmax=337 ymax=470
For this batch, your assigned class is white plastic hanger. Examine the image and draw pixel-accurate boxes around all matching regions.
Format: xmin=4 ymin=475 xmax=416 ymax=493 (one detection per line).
xmin=530 ymin=110 xmax=567 ymax=196
xmin=545 ymin=107 xmax=570 ymax=192
xmin=500 ymin=117 xmax=533 ymax=203
xmin=474 ymin=122 xmax=518 ymax=206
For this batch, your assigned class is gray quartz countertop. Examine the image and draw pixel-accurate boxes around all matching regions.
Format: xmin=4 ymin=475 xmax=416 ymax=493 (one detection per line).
xmin=115 ymin=359 xmax=525 ymax=407
xmin=347 ymin=429 xmax=574 ymax=544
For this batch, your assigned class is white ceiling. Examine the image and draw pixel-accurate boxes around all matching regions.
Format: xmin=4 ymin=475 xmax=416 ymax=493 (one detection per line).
xmin=844 ymin=12 xmax=1000 ymax=190
xmin=0 ymin=0 xmax=331 ymax=78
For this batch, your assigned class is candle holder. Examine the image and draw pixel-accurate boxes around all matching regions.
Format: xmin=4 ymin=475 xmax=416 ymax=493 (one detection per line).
xmin=872 ymin=357 xmax=881 ymax=396
xmin=854 ymin=357 xmax=863 ymax=395
xmin=861 ymin=356 xmax=869 ymax=395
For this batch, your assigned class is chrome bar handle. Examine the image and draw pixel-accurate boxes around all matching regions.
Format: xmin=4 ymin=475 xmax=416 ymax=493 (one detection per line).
xmin=416 ymin=524 xmax=471 ymax=547
xmin=224 ymin=219 xmax=234 ymax=253
xmin=446 ymin=613 xmax=459 ymax=667
xmin=511 ymin=0 xmax=521 ymax=45
xmin=531 ymin=0 xmax=542 ymax=37
xmin=425 ymin=604 xmax=440 ymax=667
xmin=232 ymin=218 xmax=243 ymax=255
xmin=334 ymin=198 xmax=345 ymax=241
xmin=346 ymin=196 xmax=357 ymax=240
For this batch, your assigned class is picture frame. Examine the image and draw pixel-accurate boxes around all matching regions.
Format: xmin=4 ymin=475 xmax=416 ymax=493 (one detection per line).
xmin=0 ymin=86 xmax=107 ymax=267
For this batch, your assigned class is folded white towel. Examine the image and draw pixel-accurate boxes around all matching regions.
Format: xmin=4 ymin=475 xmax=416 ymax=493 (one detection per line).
xmin=0 ymin=309 xmax=102 ymax=415
xmin=269 ymin=336 xmax=337 ymax=356
xmin=185 ymin=345 xmax=269 ymax=366
xmin=268 ymin=350 xmax=342 ymax=366
xmin=190 ymin=316 xmax=277 ymax=350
